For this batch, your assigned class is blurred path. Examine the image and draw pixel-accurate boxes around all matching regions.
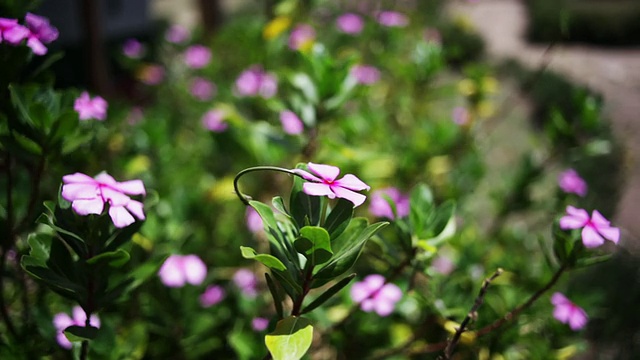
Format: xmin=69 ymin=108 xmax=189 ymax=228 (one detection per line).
xmin=449 ymin=0 xmax=640 ymax=250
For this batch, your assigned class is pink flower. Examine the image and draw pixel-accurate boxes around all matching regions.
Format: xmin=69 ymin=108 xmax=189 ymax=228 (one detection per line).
xmin=279 ymin=110 xmax=304 ymax=135
xmin=558 ymin=169 xmax=587 ymax=197
xmin=336 ymin=13 xmax=364 ymax=34
xmin=452 ymin=106 xmax=470 ymax=125
xmin=158 ymin=254 xmax=208 ymax=287
xmin=138 ymin=64 xmax=165 ymax=85
xmin=246 ymin=207 xmax=264 ymax=233
xmin=190 ymin=77 xmax=217 ymax=101
xmin=350 ymin=64 xmax=381 ymax=85
xmin=551 ymin=292 xmax=588 ymax=330
xmin=74 ymin=91 xmax=107 ymax=121
xmin=122 ymin=38 xmax=145 ymax=58
xmin=252 ymin=317 xmax=269 ymax=331
xmin=431 ymin=255 xmax=455 ymax=275
xmin=0 ymin=18 xmax=29 ymax=45
xmin=376 ymin=11 xmax=409 ymax=27
xmin=52 ymin=306 xmax=100 ymax=349
xmin=235 ymin=66 xmax=278 ymax=98
xmin=24 ymin=13 xmax=58 ymax=55
xmin=165 ymin=24 xmax=190 ymax=44
xmin=184 ymin=45 xmax=211 ymax=69
xmin=369 ymin=187 xmax=409 ymax=220
xmin=201 ymin=109 xmax=228 ymax=132
xmin=350 ymin=274 xmax=402 ymax=316
xmin=200 ymin=285 xmax=226 ymax=307
xmin=559 ymin=206 xmax=620 ymax=248
xmin=288 ymin=24 xmax=315 ymax=51
xmin=293 ymin=162 xmax=370 ymax=207
xmin=233 ymin=269 xmax=258 ymax=297
xmin=61 ymin=172 xmax=145 ymax=228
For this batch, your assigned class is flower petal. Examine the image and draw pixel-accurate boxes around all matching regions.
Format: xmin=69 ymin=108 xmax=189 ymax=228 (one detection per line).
xmin=292 ymin=169 xmax=321 ymax=182
xmin=158 ymin=255 xmax=186 ymax=287
xmin=112 ymin=179 xmax=146 ymax=195
xmin=108 ymin=205 xmax=135 ymax=228
xmin=63 ymin=172 xmax=96 ymax=184
xmin=331 ymin=186 xmax=366 ymax=207
xmin=590 ymin=210 xmax=610 ymax=227
xmin=350 ymin=282 xmax=373 ymax=303
xmin=101 ymin=187 xmax=131 ymax=206
xmin=581 ymin=225 xmax=605 ymax=248
xmin=62 ymin=183 xmax=99 ymax=201
xmin=307 ymin=163 xmax=340 ymax=181
xmin=302 ymin=182 xmax=335 ymax=198
xmin=72 ymin=197 xmax=104 ymax=215
xmin=125 ymin=200 xmax=145 ymax=220
xmin=553 ymin=303 xmax=572 ymax=323
xmin=380 ymin=283 xmax=402 ymax=302
xmin=551 ymin=292 xmax=569 ymax=306
xmin=374 ymin=299 xmax=395 ymax=317
xmin=568 ymin=307 xmax=588 ymax=331
xmin=183 ymin=255 xmax=207 ymax=285
xmin=597 ymin=226 xmax=620 ymax=244
xmin=53 ymin=313 xmax=74 ymax=331
xmin=335 ymin=174 xmax=370 ymax=191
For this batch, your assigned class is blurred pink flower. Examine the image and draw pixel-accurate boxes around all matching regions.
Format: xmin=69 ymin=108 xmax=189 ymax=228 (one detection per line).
xmin=0 ymin=18 xmax=29 ymax=45
xmin=252 ymin=317 xmax=269 ymax=331
xmin=350 ymin=64 xmax=381 ymax=85
xmin=293 ymin=162 xmax=370 ymax=207
xmin=558 ymin=169 xmax=587 ymax=197
xmin=158 ymin=254 xmax=208 ymax=287
xmin=53 ymin=306 xmax=100 ymax=349
xmin=184 ymin=45 xmax=211 ymax=69
xmin=233 ymin=268 xmax=258 ymax=297
xmin=165 ymin=24 xmax=190 ymax=44
xmin=246 ymin=207 xmax=264 ymax=233
xmin=200 ymin=285 xmax=226 ymax=307
xmin=138 ymin=64 xmax=165 ymax=85
xmin=559 ymin=206 xmax=620 ymax=248
xmin=431 ymin=255 xmax=455 ymax=275
xmin=350 ymin=274 xmax=402 ymax=316
xmin=235 ymin=65 xmax=278 ymax=98
xmin=288 ymin=24 xmax=315 ymax=51
xmin=279 ymin=110 xmax=304 ymax=135
xmin=127 ymin=106 xmax=144 ymax=125
xmin=336 ymin=13 xmax=364 ymax=34
xmin=61 ymin=172 xmax=146 ymax=228
xmin=122 ymin=38 xmax=145 ymax=58
xmin=551 ymin=292 xmax=588 ymax=330
xmin=369 ymin=187 xmax=409 ymax=219
xmin=201 ymin=109 xmax=228 ymax=132
xmin=74 ymin=91 xmax=108 ymax=121
xmin=190 ymin=77 xmax=217 ymax=101
xmin=452 ymin=106 xmax=470 ymax=125
xmin=376 ymin=11 xmax=408 ymax=27
xmin=24 ymin=13 xmax=58 ymax=55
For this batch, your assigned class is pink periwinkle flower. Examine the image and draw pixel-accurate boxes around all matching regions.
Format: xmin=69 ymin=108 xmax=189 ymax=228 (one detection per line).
xmin=165 ymin=24 xmax=190 ymax=44
xmin=190 ymin=77 xmax=217 ymax=101
xmin=235 ymin=66 xmax=278 ymax=99
xmin=350 ymin=274 xmax=402 ymax=316
xmin=558 ymin=169 xmax=587 ymax=197
xmin=452 ymin=106 xmax=470 ymax=125
xmin=246 ymin=207 xmax=264 ymax=233
xmin=201 ymin=109 xmax=228 ymax=132
xmin=376 ymin=11 xmax=409 ymax=27
xmin=350 ymin=64 xmax=381 ymax=85
xmin=24 ymin=13 xmax=58 ymax=55
xmin=559 ymin=206 xmax=620 ymax=248
xmin=138 ymin=64 xmax=165 ymax=85
xmin=293 ymin=162 xmax=370 ymax=207
xmin=252 ymin=317 xmax=269 ymax=331
xmin=0 ymin=18 xmax=29 ymax=45
xmin=158 ymin=254 xmax=208 ymax=287
xmin=233 ymin=269 xmax=258 ymax=297
xmin=74 ymin=91 xmax=108 ymax=121
xmin=369 ymin=187 xmax=409 ymax=220
xmin=336 ymin=13 xmax=364 ymax=34
xmin=61 ymin=172 xmax=145 ymax=228
xmin=279 ymin=110 xmax=304 ymax=135
xmin=122 ymin=38 xmax=145 ymax=58
xmin=184 ymin=45 xmax=211 ymax=69
xmin=288 ymin=24 xmax=315 ymax=51
xmin=551 ymin=292 xmax=588 ymax=331
xmin=52 ymin=306 xmax=100 ymax=349
xmin=200 ymin=285 xmax=226 ymax=307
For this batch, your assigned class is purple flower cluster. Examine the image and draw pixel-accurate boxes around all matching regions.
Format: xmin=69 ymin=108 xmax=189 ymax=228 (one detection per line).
xmin=235 ymin=66 xmax=278 ymax=98
xmin=369 ymin=187 xmax=409 ymax=220
xmin=74 ymin=91 xmax=108 ymax=121
xmin=0 ymin=13 xmax=58 ymax=55
xmin=158 ymin=254 xmax=207 ymax=287
xmin=551 ymin=292 xmax=588 ymax=330
xmin=350 ymin=274 xmax=402 ymax=316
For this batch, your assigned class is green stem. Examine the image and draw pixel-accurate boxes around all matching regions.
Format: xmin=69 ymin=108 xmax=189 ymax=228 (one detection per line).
xmin=233 ymin=166 xmax=302 ymax=205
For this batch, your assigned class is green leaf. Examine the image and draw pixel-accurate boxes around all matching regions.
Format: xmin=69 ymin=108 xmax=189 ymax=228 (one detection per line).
xmin=290 ymin=73 xmax=319 ymax=104
xmin=409 ymin=183 xmax=434 ymax=237
xmin=86 ymin=249 xmax=131 ymax=267
xmin=272 ymin=196 xmax=291 ymax=218
xmin=240 ymin=246 xmax=286 ymax=271
xmin=295 ymin=226 xmax=333 ymax=266
xmin=290 ymin=165 xmax=321 ymax=228
xmin=417 ymin=201 xmax=456 ymax=247
xmin=63 ymin=325 xmax=99 ymax=342
xmin=265 ymin=273 xmax=284 ymax=319
xmin=323 ymin=198 xmax=353 ymax=240
xmin=249 ymin=200 xmax=278 ymax=233
xmin=301 ymin=273 xmax=356 ymax=314
xmin=265 ymin=316 xmax=313 ymax=360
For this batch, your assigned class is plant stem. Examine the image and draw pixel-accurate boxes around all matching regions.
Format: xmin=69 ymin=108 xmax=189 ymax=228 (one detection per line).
xmin=233 ymin=166 xmax=299 ymax=205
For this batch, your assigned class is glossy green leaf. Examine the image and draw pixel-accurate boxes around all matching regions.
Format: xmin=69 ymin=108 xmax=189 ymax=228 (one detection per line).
xmin=290 ymin=164 xmax=321 ymax=228
xmin=409 ymin=183 xmax=434 ymax=237
xmin=63 ymin=325 xmax=99 ymax=342
xmin=265 ymin=316 xmax=313 ymax=360
xmin=323 ymin=198 xmax=353 ymax=240
xmin=295 ymin=226 xmax=332 ymax=266
xmin=249 ymin=200 xmax=278 ymax=232
xmin=87 ymin=249 xmax=131 ymax=267
xmin=301 ymin=273 xmax=356 ymax=314
xmin=240 ymin=246 xmax=286 ymax=271
xmin=272 ymin=196 xmax=291 ymax=218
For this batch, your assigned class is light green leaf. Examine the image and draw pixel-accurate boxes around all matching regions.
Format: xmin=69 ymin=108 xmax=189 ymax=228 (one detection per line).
xmin=265 ymin=316 xmax=313 ymax=360
xmin=86 ymin=249 xmax=131 ymax=267
xmin=295 ymin=226 xmax=332 ymax=266
xmin=240 ymin=246 xmax=286 ymax=271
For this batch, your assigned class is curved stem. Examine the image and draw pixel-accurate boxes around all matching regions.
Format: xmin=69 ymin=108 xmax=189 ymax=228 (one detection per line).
xmin=233 ymin=166 xmax=300 ymax=205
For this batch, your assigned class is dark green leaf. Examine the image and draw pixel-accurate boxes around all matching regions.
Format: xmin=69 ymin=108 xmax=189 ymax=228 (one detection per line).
xmin=290 ymin=164 xmax=321 ymax=228
xmin=266 ymin=273 xmax=284 ymax=319
xmin=87 ymin=249 xmax=130 ymax=267
xmin=301 ymin=273 xmax=356 ymax=314
xmin=63 ymin=325 xmax=99 ymax=342
xmin=323 ymin=198 xmax=353 ymax=240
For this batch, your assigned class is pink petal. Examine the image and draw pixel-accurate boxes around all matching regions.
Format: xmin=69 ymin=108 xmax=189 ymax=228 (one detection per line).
xmin=53 ymin=313 xmax=74 ymax=331
xmin=72 ymin=306 xmax=86 ymax=325
xmin=292 ymin=169 xmax=321 ymax=182
xmin=3 ymin=24 xmax=29 ymax=44
xmin=331 ymin=186 xmax=366 ymax=207
xmin=374 ymin=299 xmax=395 ymax=316
xmin=112 ymin=179 xmax=145 ymax=195
xmin=380 ymin=283 xmax=402 ymax=302
xmin=101 ymin=187 xmax=131 ymax=206
xmin=26 ymin=36 xmax=46 ymax=55
xmin=581 ymin=225 xmax=605 ymax=248
xmin=158 ymin=255 xmax=186 ymax=287
xmin=568 ymin=307 xmax=588 ymax=330
xmin=590 ymin=210 xmax=610 ymax=227
xmin=360 ymin=298 xmax=376 ymax=312
xmin=125 ymin=200 xmax=145 ymax=220
xmin=72 ymin=197 xmax=104 ymax=215
xmin=350 ymin=282 xmax=373 ymax=303
xmin=61 ymin=183 xmax=99 ymax=201
xmin=94 ymin=173 xmax=117 ymax=185
xmin=183 ymin=255 xmax=207 ymax=285
xmin=109 ymin=205 xmax=136 ymax=228
xmin=363 ymin=274 xmax=385 ymax=289
xmin=551 ymin=292 xmax=569 ymax=306
xmin=307 ymin=163 xmax=340 ymax=181
xmin=62 ymin=172 xmax=96 ymax=184
xmin=302 ymin=183 xmax=336 ymax=198
xmin=553 ymin=303 xmax=572 ymax=323
xmin=56 ymin=332 xmax=73 ymax=349
xmin=335 ymin=174 xmax=370 ymax=191
xmin=597 ymin=226 xmax=620 ymax=244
